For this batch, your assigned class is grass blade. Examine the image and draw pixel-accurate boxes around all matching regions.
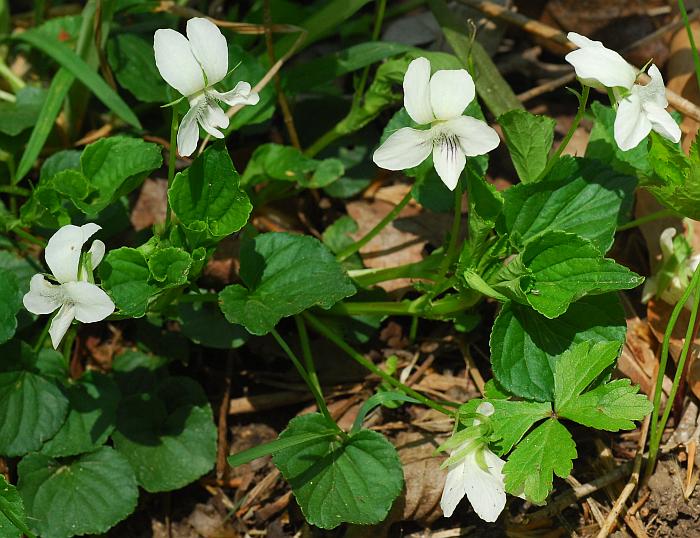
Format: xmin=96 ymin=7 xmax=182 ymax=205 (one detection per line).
xmin=15 ymin=31 xmax=141 ymax=129
xmin=227 ymin=430 xmax=337 ymax=467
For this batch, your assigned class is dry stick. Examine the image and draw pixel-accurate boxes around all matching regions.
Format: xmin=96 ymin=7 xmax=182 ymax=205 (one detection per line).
xmin=199 ymin=30 xmax=307 ymax=154
xmin=595 ymin=413 xmax=651 ymax=538
xmin=457 ymin=0 xmax=700 ymax=122
xmin=215 ymin=353 xmax=234 ymax=481
xmin=263 ymin=0 xmax=301 ymax=149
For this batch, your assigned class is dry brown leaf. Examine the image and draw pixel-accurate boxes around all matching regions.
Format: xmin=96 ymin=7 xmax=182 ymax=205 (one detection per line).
xmin=130 ymin=178 xmax=167 ymax=231
xmin=668 ymin=23 xmax=700 ymax=152
xmin=618 ymin=317 xmax=662 ymax=397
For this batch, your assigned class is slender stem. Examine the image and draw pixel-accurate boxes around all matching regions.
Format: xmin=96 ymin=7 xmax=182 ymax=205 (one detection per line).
xmin=0 ymin=184 xmax=29 ymax=196
xmin=353 ymin=0 xmax=388 ymax=105
xmin=617 ymin=208 xmax=676 ymax=232
xmin=538 ymin=85 xmax=590 ymax=181
xmin=165 ymin=109 xmax=179 ymax=231
xmin=305 ymin=126 xmax=342 ymax=158
xmin=14 ymin=228 xmax=46 ymax=247
xmin=327 ymin=291 xmax=480 ymax=317
xmin=646 ymin=263 xmax=700 ymax=479
xmin=294 ymin=315 xmax=322 ymax=395
xmin=436 ymin=179 xmax=464 ymax=278
xmin=33 ymin=318 xmax=52 ymax=353
xmin=62 ymin=327 xmax=77 ymax=368
xmin=270 ymin=328 xmax=338 ymax=428
xmin=347 ymin=257 xmax=440 ymax=287
xmin=0 ymin=58 xmax=24 ymax=91
xmin=679 ymin=0 xmax=700 ymax=94
xmin=303 ymin=312 xmax=454 ymax=416
xmin=337 ymin=188 xmax=413 ymax=261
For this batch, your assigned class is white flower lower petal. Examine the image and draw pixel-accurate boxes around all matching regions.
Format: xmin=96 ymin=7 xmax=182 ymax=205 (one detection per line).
xmin=440 ymin=458 xmax=468 ymax=517
xmin=638 ymin=64 xmax=669 ymax=109
xmin=49 ymin=303 xmax=75 ymax=349
xmin=23 ymin=274 xmax=62 ymax=315
xmin=445 ymin=116 xmax=500 ymax=157
xmin=63 ymin=281 xmax=115 ymax=323
xmin=645 ymin=102 xmax=682 ymax=144
xmin=462 ymin=449 xmax=507 ymax=523
xmin=372 ymin=127 xmax=433 ymax=171
xmin=186 ymin=18 xmax=228 ymax=86
xmin=177 ymin=100 xmax=203 ymax=157
xmin=45 ymin=223 xmax=101 ymax=284
xmin=210 ymin=81 xmax=260 ymax=107
xmin=403 ymin=57 xmax=434 ymax=125
xmin=198 ymin=101 xmax=229 ymax=138
xmin=429 ymin=69 xmax=475 ymax=120
xmin=433 ymin=135 xmax=466 ymax=191
xmin=154 ymin=28 xmax=205 ymax=97
xmin=615 ymin=93 xmax=652 ymax=151
xmin=565 ymin=47 xmax=636 ymax=89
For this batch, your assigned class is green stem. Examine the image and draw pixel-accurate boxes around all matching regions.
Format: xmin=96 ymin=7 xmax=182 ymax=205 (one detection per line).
xmin=616 ymin=208 xmax=676 ymax=232
xmin=347 ymin=256 xmax=441 ymax=287
xmin=305 ymin=125 xmax=342 ymax=158
xmin=303 ymin=312 xmax=454 ymax=416
xmin=62 ymin=327 xmax=77 ymax=368
xmin=14 ymin=228 xmax=46 ymax=247
xmin=0 ymin=184 xmax=29 ymax=196
xmin=0 ymin=57 xmax=24 ymax=91
xmin=337 ymin=188 xmax=413 ymax=262
xmin=679 ymin=0 xmax=700 ymax=94
xmin=436 ymin=179 xmax=464 ymax=279
xmin=270 ymin=328 xmax=338 ymax=428
xmin=327 ymin=291 xmax=480 ymax=317
xmin=646 ymin=263 xmax=700 ymax=479
xmin=353 ymin=0 xmax=388 ymax=105
xmin=165 ymin=109 xmax=179 ymax=232
xmin=294 ymin=315 xmax=322 ymax=395
xmin=538 ymin=85 xmax=590 ymax=181
xmin=33 ymin=317 xmax=52 ymax=353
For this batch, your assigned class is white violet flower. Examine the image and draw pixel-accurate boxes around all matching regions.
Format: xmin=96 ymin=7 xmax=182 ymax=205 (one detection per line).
xmin=440 ymin=402 xmax=511 ymax=522
xmin=154 ymin=17 xmax=260 ymax=157
xmin=373 ymin=57 xmax=500 ymax=190
xmin=565 ymin=32 xmax=681 ymax=151
xmin=22 ymin=223 xmax=115 ymax=349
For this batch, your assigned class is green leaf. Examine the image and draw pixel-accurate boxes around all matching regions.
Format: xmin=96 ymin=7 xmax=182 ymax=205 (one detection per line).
xmin=220 ymin=232 xmax=356 ymax=335
xmin=0 ymin=268 xmax=22 ymax=345
xmin=228 ymin=429 xmax=338 ymax=468
xmin=0 ymin=475 xmax=32 ymax=538
xmin=0 ymin=368 xmax=69 ymax=456
xmin=17 ymin=447 xmax=138 ymax=538
xmin=503 ymin=419 xmax=576 ymax=504
xmin=107 ymin=33 xmax=168 ymax=103
xmin=500 ymin=231 xmax=643 ymax=318
xmin=242 ymin=143 xmax=344 ymax=188
xmin=147 ymin=246 xmax=192 ymax=287
xmin=41 ymin=372 xmax=120 ymax=457
xmin=498 ymin=109 xmax=555 ymax=183
xmin=490 ymin=294 xmax=627 ymax=401
xmin=112 ymin=377 xmax=217 ymax=492
xmin=178 ymin=302 xmax=249 ymax=349
xmin=99 ymin=247 xmax=159 ymax=317
xmin=16 ymin=69 xmax=74 ymax=182
xmin=485 ymin=399 xmax=552 ymax=455
xmin=351 ymin=392 xmax=420 ymax=433
xmin=273 ymin=413 xmax=403 ymax=529
xmin=645 ymin=134 xmax=700 ymax=220
xmin=169 ymin=144 xmax=252 ymax=241
xmin=500 ymin=157 xmax=636 ymax=252
xmin=16 ymin=31 xmax=141 ymax=129
xmin=554 ymin=342 xmax=652 ymax=431
xmin=0 ymin=87 xmax=46 ymax=136
xmin=75 ymin=136 xmax=163 ymax=214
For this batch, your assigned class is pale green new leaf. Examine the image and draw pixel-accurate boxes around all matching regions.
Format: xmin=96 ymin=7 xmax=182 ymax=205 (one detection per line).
xmin=498 ymin=109 xmax=555 ymax=183
xmin=503 ymin=419 xmax=576 ymax=504
xmin=273 ymin=413 xmax=403 ymax=529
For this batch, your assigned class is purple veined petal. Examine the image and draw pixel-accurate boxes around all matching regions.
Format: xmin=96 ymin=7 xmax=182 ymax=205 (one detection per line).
xmin=432 ymin=134 xmax=467 ymax=190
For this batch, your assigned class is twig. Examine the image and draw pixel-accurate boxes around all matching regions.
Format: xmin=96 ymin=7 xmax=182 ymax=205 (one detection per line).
xmin=457 ymin=0 xmax=700 ymax=122
xmin=517 ymin=72 xmax=576 ymax=102
xmin=595 ymin=414 xmax=651 ymax=538
xmin=216 ymin=353 xmax=234 ymax=480
xmin=566 ymin=476 xmax=607 ymax=528
xmin=263 ymin=0 xmax=301 ymax=149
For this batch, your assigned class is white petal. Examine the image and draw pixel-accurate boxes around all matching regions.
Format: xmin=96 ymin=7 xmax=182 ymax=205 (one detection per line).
xmin=566 ymin=32 xmax=602 ymax=50
xmin=403 ymin=57 xmax=434 ymax=124
xmin=373 ymin=127 xmax=433 ymax=170
xmin=154 ymin=28 xmax=205 ymax=97
xmin=614 ymin=92 xmax=652 ymax=151
xmin=177 ymin=98 xmax=203 ymax=157
xmin=462 ymin=449 xmax=507 ymax=522
xmin=637 ymin=64 xmax=668 ymax=108
xmin=186 ymin=18 xmax=228 ymax=86
xmin=88 ymin=240 xmax=105 ymax=271
xmin=433 ymin=136 xmax=466 ymax=190
xmin=62 ymin=281 xmax=115 ymax=323
xmin=645 ymin=102 xmax=682 ymax=144
xmin=45 ymin=223 xmax=101 ymax=283
xmin=445 ymin=115 xmax=500 ymax=157
xmin=564 ymin=45 xmax=636 ymax=89
xmin=477 ymin=401 xmax=495 ymax=417
xmin=198 ymin=102 xmax=229 ymax=138
xmin=210 ymin=81 xmax=260 ymax=106
xmin=49 ymin=304 xmax=75 ymax=349
xmin=429 ymin=69 xmax=475 ymax=120
xmin=23 ymin=274 xmax=62 ymax=315
xmin=641 ymin=276 xmax=658 ymax=303
xmin=441 ymin=458 xmax=468 ymax=517
xmin=659 ymin=228 xmax=676 ymax=259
